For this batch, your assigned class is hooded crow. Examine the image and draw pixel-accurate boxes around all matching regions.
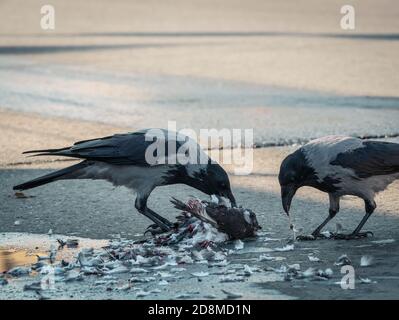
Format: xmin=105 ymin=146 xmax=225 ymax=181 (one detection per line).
xmin=13 ymin=129 xmax=236 ymax=233
xmin=279 ymin=135 xmax=399 ymax=240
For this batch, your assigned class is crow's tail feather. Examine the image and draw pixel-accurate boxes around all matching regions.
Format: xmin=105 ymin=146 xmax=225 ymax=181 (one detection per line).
xmin=13 ymin=161 xmax=89 ymax=191
xmin=22 ymin=147 xmax=71 ymax=154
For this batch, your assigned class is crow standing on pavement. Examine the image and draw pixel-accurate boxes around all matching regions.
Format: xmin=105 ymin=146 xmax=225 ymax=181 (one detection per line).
xmin=13 ymin=129 xmax=236 ymax=233
xmin=279 ymin=135 xmax=399 ymax=239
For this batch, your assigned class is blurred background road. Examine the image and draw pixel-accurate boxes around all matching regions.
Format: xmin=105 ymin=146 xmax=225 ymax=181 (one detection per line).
xmin=1 ymin=0 xmax=399 ymax=146
xmin=0 ymin=0 xmax=399 ymax=299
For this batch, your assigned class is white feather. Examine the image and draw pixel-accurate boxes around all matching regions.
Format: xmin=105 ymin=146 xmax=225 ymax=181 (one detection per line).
xmin=360 ymin=255 xmax=373 ymax=267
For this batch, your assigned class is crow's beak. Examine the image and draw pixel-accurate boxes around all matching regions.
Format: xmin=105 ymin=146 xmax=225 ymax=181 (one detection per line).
xmin=225 ymin=190 xmax=237 ymax=207
xmin=281 ymin=185 xmax=297 ymax=216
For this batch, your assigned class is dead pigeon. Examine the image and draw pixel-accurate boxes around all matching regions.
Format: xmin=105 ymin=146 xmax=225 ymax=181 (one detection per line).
xmin=171 ymin=197 xmax=261 ymax=239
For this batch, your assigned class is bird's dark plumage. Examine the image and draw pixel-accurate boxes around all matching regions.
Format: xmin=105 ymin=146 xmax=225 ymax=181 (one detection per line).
xmin=13 ymin=161 xmax=91 ymax=191
xmin=24 ymin=131 xmax=186 ymax=166
xmin=279 ymin=135 xmax=399 ymax=240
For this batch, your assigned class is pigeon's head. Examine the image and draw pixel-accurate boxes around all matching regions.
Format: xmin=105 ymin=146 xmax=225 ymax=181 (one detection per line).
xmin=194 ymin=162 xmax=237 ymax=207
xmin=278 ymin=149 xmax=315 ymax=215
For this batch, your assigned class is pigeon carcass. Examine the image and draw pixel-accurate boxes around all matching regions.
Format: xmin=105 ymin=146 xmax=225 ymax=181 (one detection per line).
xmin=170 ymin=197 xmax=261 ymax=240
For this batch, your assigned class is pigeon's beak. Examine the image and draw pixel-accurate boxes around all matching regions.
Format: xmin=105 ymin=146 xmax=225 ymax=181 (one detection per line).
xmin=281 ymin=185 xmax=297 ymax=216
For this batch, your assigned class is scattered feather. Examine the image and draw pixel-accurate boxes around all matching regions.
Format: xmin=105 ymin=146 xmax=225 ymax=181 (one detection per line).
xmin=66 ymin=239 xmax=79 ymax=248
xmin=191 ymin=271 xmax=209 ymax=277
xmin=371 ymin=239 xmax=395 ymax=244
xmin=130 ymin=276 xmax=156 ymax=283
xmin=320 ymin=231 xmax=332 ymax=238
xmin=315 ymin=268 xmax=333 ymax=280
xmin=151 ymin=289 xmax=162 ymax=294
xmin=360 ymin=255 xmax=373 ymax=267
xmin=15 ymin=192 xmax=31 ymax=199
xmin=154 ymin=271 xmax=173 ymax=278
xmin=302 ymin=268 xmax=315 ymax=278
xmin=64 ymin=271 xmax=83 ymax=282
xmin=274 ymin=244 xmax=294 ymax=252
xmin=115 ymin=283 xmax=132 ymax=291
xmin=308 ymin=255 xmax=320 ymax=262
xmin=219 ymin=275 xmax=246 ymax=282
xmin=7 ymin=266 xmax=31 ymax=277
xmin=288 ymin=264 xmax=300 ymax=271
xmin=136 ymin=290 xmax=151 ymax=297
xmin=211 ymin=260 xmax=229 ymax=267
xmin=175 ymin=293 xmax=192 ymax=299
xmin=179 ymin=255 xmax=194 ymax=264
xmin=359 ymin=277 xmax=376 ymax=284
xmin=171 ymin=267 xmax=186 ymax=273
xmin=234 ymin=240 xmax=244 ymax=250
xmin=23 ymin=282 xmax=42 ymax=291
xmin=335 ymin=254 xmax=351 ymax=266
xmin=221 ymin=289 xmax=243 ymax=299
xmin=130 ymin=267 xmax=149 ymax=274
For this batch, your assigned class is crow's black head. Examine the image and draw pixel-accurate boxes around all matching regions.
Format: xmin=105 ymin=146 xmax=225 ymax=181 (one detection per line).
xmin=186 ymin=162 xmax=236 ymax=207
xmin=278 ymin=149 xmax=315 ymax=215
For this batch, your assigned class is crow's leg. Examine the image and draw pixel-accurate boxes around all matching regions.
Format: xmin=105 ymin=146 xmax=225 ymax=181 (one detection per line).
xmin=297 ymin=210 xmax=338 ymax=240
xmin=333 ymin=200 xmax=375 ymax=240
xmin=297 ymin=194 xmax=340 ymax=241
xmin=136 ymin=192 xmax=174 ymax=226
xmin=145 ymin=207 xmax=175 ymax=234
xmin=146 ymin=207 xmax=173 ymax=227
xmin=135 ymin=195 xmax=172 ymax=233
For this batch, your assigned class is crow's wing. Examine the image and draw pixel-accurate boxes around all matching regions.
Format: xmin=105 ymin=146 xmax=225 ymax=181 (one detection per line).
xmin=331 ymin=141 xmax=399 ymax=178
xmin=24 ymin=130 xmax=190 ymax=167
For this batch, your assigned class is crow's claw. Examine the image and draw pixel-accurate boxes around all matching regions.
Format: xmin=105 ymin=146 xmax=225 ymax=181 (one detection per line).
xmin=332 ymin=231 xmax=374 ymax=240
xmin=296 ymin=234 xmax=316 ymax=241
xmin=144 ymin=223 xmax=171 ymax=236
xmin=296 ymin=233 xmax=328 ymax=241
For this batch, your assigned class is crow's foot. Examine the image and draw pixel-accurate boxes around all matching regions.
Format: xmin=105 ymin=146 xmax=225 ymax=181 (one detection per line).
xmin=144 ymin=208 xmax=174 ymax=228
xmin=296 ymin=232 xmax=329 ymax=241
xmin=332 ymin=231 xmax=374 ymax=240
xmin=144 ymin=223 xmax=171 ymax=236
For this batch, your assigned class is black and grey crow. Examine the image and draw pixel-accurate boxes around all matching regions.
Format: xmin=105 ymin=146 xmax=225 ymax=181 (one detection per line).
xmin=13 ymin=129 xmax=236 ymax=233
xmin=279 ymin=135 xmax=399 ymax=240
